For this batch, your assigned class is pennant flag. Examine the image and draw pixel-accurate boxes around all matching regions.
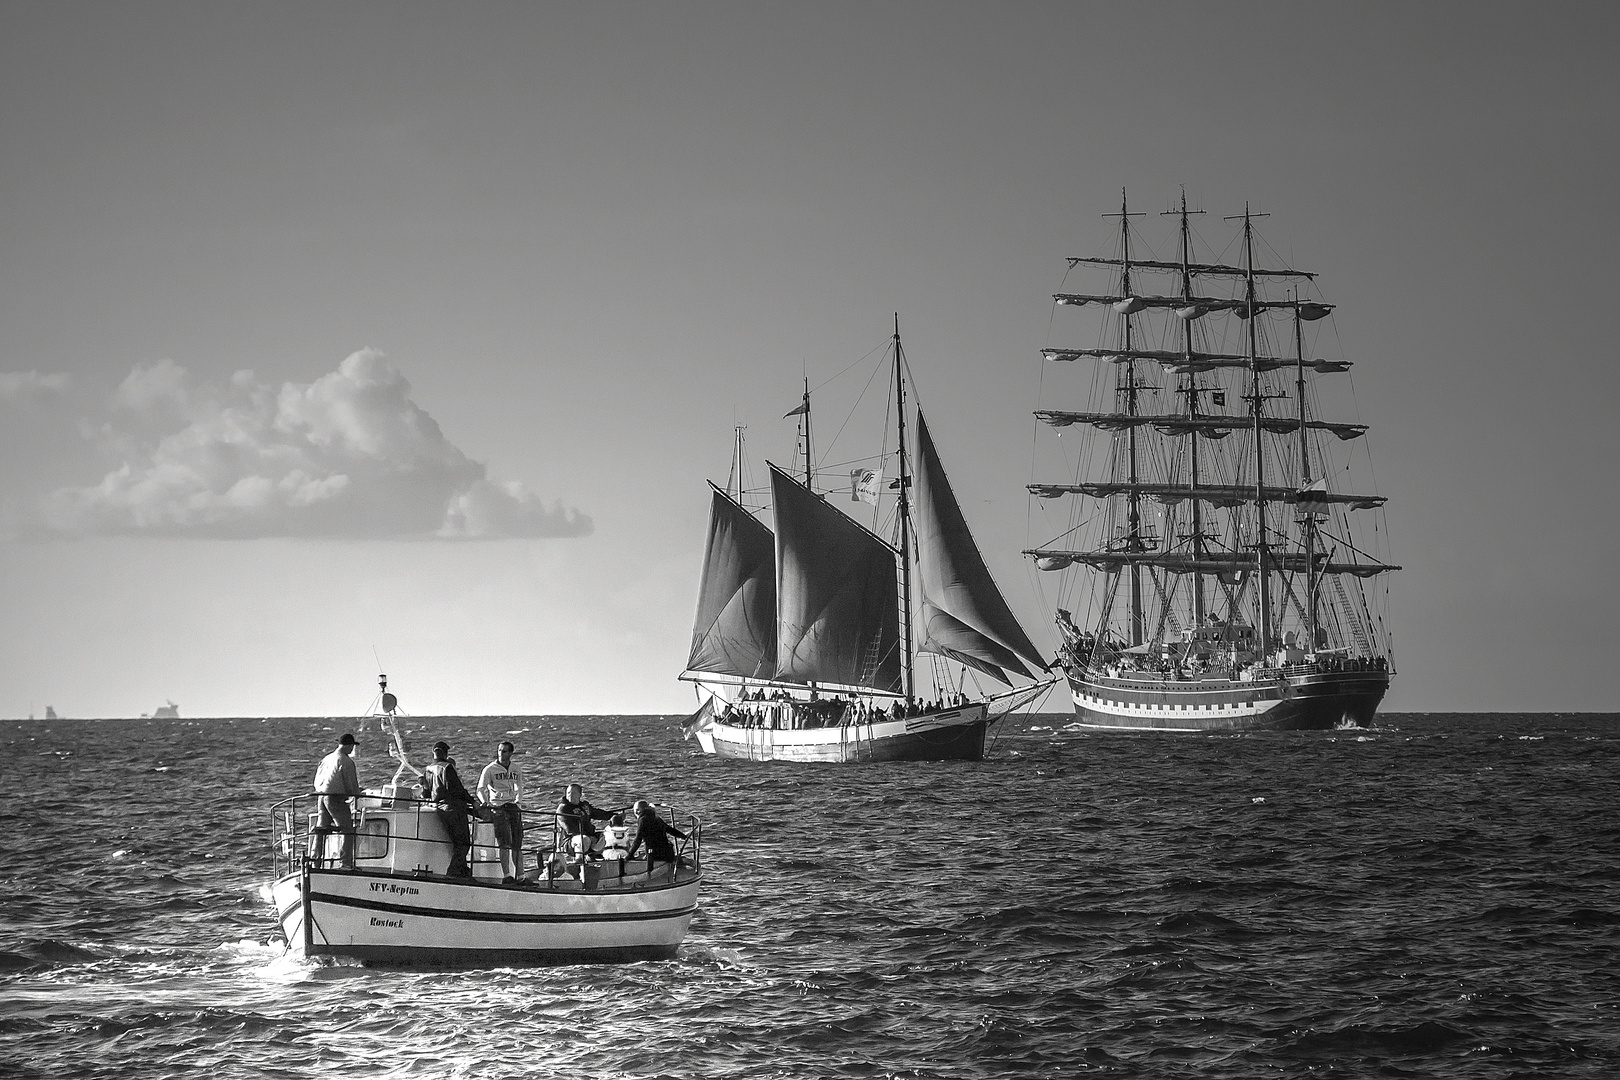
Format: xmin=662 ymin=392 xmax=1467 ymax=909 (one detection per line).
xmin=784 ymin=400 xmax=809 ymax=418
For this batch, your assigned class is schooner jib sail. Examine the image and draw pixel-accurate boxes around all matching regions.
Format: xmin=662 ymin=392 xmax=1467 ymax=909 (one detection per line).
xmin=682 ymin=320 xmax=1052 ymax=762
xmin=1026 ymin=193 xmax=1398 ymax=731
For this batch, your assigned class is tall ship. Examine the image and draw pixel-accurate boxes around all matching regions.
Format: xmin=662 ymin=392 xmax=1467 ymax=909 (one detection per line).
xmin=681 ymin=320 xmax=1052 ymax=762
xmin=1025 ymin=194 xmax=1398 ymax=731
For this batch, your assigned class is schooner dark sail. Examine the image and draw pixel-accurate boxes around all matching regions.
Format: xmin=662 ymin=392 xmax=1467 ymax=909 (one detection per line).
xmin=1027 ymin=193 xmax=1398 ymax=731
xmin=681 ymin=322 xmax=1052 ymax=762
xmin=686 ymin=487 xmax=777 ymax=681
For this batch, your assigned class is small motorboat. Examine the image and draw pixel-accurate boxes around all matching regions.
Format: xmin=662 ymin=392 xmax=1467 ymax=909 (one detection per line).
xmin=265 ymin=678 xmax=701 ymax=967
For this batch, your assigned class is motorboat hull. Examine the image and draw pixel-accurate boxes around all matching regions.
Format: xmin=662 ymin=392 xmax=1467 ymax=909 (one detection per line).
xmin=271 ymin=864 xmax=700 ymax=967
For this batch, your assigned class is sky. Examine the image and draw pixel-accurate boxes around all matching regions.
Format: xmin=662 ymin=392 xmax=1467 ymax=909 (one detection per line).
xmin=1 ymin=1 xmax=1615 ymax=718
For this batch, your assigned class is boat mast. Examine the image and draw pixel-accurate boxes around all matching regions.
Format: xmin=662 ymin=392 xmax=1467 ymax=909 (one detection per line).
xmin=1241 ymin=207 xmax=1273 ymax=656
xmin=1295 ymin=297 xmax=1318 ymax=650
xmin=1171 ymin=191 xmax=1207 ymax=629
xmin=797 ymin=377 xmax=814 ymax=488
xmin=894 ymin=314 xmax=915 ymax=703
xmin=1110 ymin=191 xmax=1146 ymax=647
xmin=729 ymin=424 xmax=747 ymax=502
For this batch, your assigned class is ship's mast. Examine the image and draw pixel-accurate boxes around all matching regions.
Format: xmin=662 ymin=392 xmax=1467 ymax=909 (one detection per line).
xmin=797 ymin=377 xmax=813 ymax=488
xmin=893 ymin=314 xmax=915 ymax=703
xmin=1109 ymin=192 xmax=1147 ymax=647
xmin=1295 ymin=298 xmax=1318 ymax=650
xmin=729 ymin=424 xmax=747 ymax=502
xmin=1169 ymin=191 xmax=1207 ymax=629
xmin=1241 ymin=207 xmax=1273 ymax=655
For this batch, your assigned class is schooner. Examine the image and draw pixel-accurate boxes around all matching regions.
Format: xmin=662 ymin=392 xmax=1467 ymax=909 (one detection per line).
xmin=681 ymin=320 xmax=1052 ymax=761
xmin=1026 ymin=194 xmax=1398 ymax=731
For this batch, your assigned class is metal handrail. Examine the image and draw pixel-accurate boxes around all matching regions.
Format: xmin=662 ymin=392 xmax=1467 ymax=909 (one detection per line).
xmin=269 ymin=793 xmax=701 ymax=882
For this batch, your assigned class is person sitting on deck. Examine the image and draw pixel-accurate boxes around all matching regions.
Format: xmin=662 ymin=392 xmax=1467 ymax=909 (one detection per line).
xmin=627 ymin=800 xmax=687 ymax=868
xmin=556 ymin=783 xmax=616 ymax=859
xmin=423 ymin=741 xmax=475 ymax=878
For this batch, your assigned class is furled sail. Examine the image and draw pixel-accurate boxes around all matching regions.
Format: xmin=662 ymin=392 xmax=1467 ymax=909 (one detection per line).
xmin=771 ymin=464 xmax=902 ymax=692
xmin=686 ymin=487 xmax=777 ymax=679
xmin=912 ymin=412 xmax=1046 ymax=685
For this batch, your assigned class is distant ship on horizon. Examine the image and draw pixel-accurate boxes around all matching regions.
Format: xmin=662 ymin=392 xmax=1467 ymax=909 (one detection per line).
xmin=1026 ymin=193 xmax=1398 ymax=731
xmin=146 ymin=701 xmax=179 ymax=719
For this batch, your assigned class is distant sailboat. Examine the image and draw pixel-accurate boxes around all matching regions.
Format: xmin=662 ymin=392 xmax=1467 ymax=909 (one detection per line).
xmin=44 ymin=706 xmax=58 ymax=721
xmin=680 ymin=319 xmax=1053 ymax=762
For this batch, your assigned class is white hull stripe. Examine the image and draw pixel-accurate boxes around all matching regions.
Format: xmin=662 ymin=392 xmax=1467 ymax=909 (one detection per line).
xmin=304 ymin=891 xmax=696 ymax=925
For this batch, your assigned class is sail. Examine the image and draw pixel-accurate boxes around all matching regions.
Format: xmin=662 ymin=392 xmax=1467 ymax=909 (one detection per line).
xmin=771 ymin=464 xmax=902 ymax=692
xmin=912 ymin=412 xmax=1046 ymax=683
xmin=686 ymin=488 xmax=777 ymax=679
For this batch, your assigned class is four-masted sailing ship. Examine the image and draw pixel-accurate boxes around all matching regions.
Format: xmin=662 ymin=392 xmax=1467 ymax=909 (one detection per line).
xmin=1027 ymin=194 xmax=1398 ymax=731
xmin=681 ymin=320 xmax=1052 ymax=762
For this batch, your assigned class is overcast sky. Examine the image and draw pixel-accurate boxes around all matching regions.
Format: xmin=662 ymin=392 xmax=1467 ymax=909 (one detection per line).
xmin=2 ymin=1 xmax=1614 ymax=718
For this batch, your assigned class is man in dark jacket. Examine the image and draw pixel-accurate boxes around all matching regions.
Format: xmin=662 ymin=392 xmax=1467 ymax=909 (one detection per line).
xmin=423 ymin=741 xmax=475 ymax=878
xmin=556 ymin=783 xmax=617 ymax=857
xmin=627 ymin=800 xmax=687 ymax=866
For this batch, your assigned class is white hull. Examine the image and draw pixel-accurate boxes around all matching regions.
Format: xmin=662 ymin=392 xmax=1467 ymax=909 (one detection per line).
xmin=271 ymin=864 xmax=699 ymax=966
xmin=704 ymin=703 xmax=992 ymax=762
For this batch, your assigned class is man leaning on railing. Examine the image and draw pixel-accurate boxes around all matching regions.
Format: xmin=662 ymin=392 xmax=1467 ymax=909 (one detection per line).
xmin=312 ymin=733 xmax=363 ymax=869
xmin=424 ymin=741 xmax=476 ymax=878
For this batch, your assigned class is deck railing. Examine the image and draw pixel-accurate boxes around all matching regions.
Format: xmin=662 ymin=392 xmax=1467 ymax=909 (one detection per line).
xmin=268 ymin=792 xmax=701 ymax=884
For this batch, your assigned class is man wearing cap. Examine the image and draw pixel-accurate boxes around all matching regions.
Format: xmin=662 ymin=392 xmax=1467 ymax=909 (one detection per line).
xmin=312 ymin=733 xmax=364 ymax=869
xmin=423 ymin=741 xmax=475 ymax=878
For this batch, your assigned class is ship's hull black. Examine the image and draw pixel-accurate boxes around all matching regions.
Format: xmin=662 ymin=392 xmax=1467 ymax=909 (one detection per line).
xmin=1068 ymin=666 xmax=1389 ymax=732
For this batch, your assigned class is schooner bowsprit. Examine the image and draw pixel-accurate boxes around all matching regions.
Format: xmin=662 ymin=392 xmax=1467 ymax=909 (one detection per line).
xmin=681 ymin=320 xmax=1053 ymax=762
xmin=1027 ymin=194 xmax=1398 ymax=731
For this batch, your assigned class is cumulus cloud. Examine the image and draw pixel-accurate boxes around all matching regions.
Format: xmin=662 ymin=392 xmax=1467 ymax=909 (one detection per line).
xmin=0 ymin=370 xmax=70 ymax=400
xmin=39 ymin=349 xmax=592 ymax=540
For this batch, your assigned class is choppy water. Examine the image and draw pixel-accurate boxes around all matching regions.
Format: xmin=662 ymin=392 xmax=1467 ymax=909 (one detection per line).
xmin=1 ymin=712 xmax=1617 ymax=1079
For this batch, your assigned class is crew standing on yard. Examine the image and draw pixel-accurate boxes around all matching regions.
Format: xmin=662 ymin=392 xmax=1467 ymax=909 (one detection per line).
xmin=478 ymin=741 xmax=525 ymax=883
xmin=424 ymin=741 xmax=475 ymax=878
xmin=313 ymin=733 xmax=363 ymax=869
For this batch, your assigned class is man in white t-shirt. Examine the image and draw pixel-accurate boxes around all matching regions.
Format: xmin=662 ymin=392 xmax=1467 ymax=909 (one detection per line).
xmin=477 ymin=741 xmax=525 ymax=882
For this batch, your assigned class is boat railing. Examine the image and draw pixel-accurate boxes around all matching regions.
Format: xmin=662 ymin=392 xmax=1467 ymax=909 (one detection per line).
xmin=269 ymin=793 xmax=702 ymax=884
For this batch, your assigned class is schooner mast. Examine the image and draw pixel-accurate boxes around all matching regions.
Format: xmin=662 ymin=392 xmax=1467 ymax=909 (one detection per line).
xmin=893 ymin=316 xmax=915 ymax=704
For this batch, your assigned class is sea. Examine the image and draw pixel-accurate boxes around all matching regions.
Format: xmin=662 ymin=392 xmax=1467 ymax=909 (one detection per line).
xmin=0 ymin=712 xmax=1616 ymax=1079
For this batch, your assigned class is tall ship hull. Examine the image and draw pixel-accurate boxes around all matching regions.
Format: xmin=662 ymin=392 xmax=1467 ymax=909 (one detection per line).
xmin=1026 ymin=194 xmax=1398 ymax=732
xmin=682 ymin=320 xmax=1053 ymax=763
xmin=1069 ymin=664 xmax=1388 ymax=732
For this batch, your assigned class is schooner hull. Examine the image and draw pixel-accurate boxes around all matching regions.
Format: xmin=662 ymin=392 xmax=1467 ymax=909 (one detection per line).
xmin=1069 ymin=666 xmax=1389 ymax=732
xmin=707 ymin=704 xmax=992 ymax=762
xmin=271 ymin=866 xmax=699 ymax=967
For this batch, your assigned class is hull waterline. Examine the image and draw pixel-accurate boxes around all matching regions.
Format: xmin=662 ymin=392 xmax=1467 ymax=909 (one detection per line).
xmin=1069 ymin=666 xmax=1389 ymax=732
xmin=705 ymin=705 xmax=992 ymax=763
xmin=272 ymin=864 xmax=700 ymax=967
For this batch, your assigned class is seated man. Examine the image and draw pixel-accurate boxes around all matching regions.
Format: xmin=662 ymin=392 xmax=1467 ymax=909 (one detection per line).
xmin=627 ymin=800 xmax=687 ymax=868
xmin=556 ymin=783 xmax=616 ymax=859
